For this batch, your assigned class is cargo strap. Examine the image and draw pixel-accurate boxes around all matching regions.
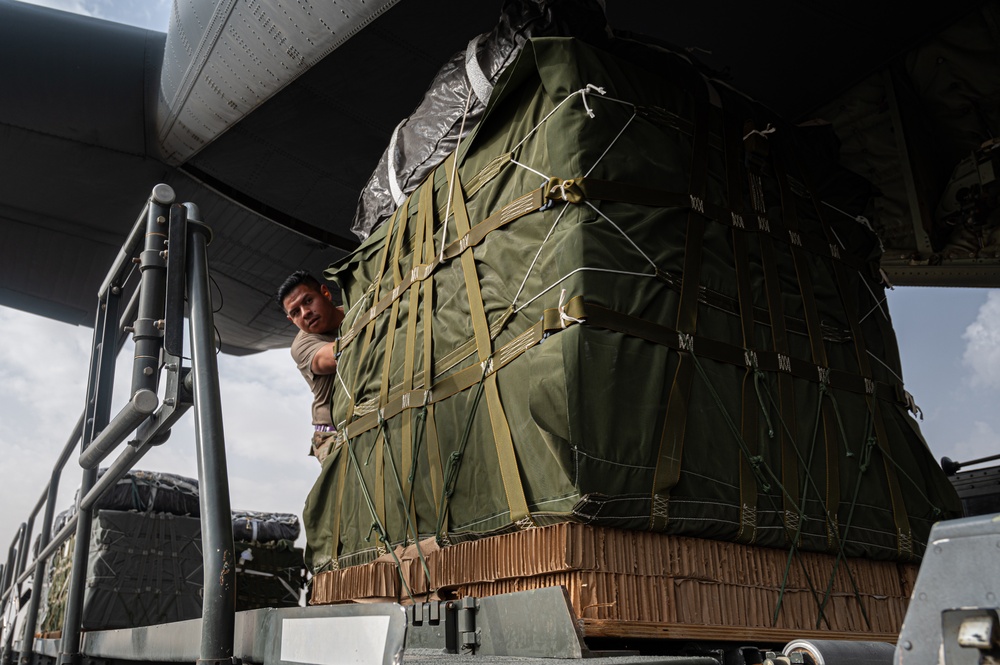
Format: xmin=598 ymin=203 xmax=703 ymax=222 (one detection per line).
xmin=399 ymin=183 xmax=431 ymax=537
xmin=328 ymin=442 xmax=349 ymax=569
xmin=798 ymin=183 xmax=914 ymax=561
xmin=421 ymin=204 xmax=446 ymax=535
xmin=344 ymin=204 xmax=401 ymax=429
xmin=772 ymin=144 xmax=842 ymax=550
xmin=723 ymin=107 xmax=759 ymax=544
xmin=444 ymin=155 xmax=533 ymax=527
xmin=343 ymin=296 xmax=910 ymax=442
xmin=337 ymin=186 xmax=547 ymax=353
xmin=751 ymin=168 xmax=801 ymax=537
xmin=650 ymin=73 xmax=712 ymax=529
xmin=335 ymin=175 xmax=867 ymax=359
xmin=344 ymin=302 xmax=584 ymax=440
xmin=542 ymin=176 xmax=866 ymax=271
xmin=374 ymin=197 xmax=411 ymax=536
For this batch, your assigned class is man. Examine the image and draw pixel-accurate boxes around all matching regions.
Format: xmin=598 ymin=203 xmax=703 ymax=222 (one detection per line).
xmin=277 ymin=271 xmax=345 ymax=463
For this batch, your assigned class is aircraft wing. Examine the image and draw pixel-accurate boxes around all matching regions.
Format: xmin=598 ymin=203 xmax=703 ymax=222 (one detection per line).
xmin=0 ymin=0 xmax=995 ymax=353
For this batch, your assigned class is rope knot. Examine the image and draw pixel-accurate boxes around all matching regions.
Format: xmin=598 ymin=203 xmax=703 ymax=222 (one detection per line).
xmin=558 ymin=289 xmax=585 ymax=329
xmin=546 ymin=177 xmax=584 ymax=204
xmin=743 ymin=123 xmax=776 ymax=141
xmin=581 ymin=83 xmax=607 ymax=118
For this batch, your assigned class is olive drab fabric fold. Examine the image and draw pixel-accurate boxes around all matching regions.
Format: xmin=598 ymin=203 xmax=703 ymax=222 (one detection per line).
xmin=303 ymin=37 xmax=961 ymax=573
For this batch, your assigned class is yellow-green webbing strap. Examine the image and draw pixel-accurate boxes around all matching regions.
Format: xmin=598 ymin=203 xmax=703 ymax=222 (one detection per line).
xmin=335 ymin=203 xmax=400 ymax=561
xmin=747 ymin=158 xmax=801 ymax=537
xmin=443 ymin=154 xmax=533 ymax=527
xmin=328 ymin=443 xmax=349 ymax=569
xmin=650 ymin=74 xmax=712 ymax=530
xmin=421 ymin=190 xmax=447 ymax=535
xmin=784 ymin=145 xmax=912 ymax=559
xmin=723 ymin=107 xmax=759 ymax=544
xmin=374 ymin=198 xmax=410 ymax=543
xmin=808 ymin=208 xmax=912 ymax=559
xmin=772 ymin=147 xmax=840 ymax=549
xmin=399 ymin=181 xmax=431 ymax=535
xmin=345 ymin=205 xmax=400 ymax=428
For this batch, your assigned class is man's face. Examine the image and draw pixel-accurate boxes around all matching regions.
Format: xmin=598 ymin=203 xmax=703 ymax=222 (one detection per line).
xmin=283 ymin=283 xmax=344 ymax=335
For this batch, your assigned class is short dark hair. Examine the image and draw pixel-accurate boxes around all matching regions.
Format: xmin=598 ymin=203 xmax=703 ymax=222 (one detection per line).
xmin=276 ymin=270 xmax=322 ymax=311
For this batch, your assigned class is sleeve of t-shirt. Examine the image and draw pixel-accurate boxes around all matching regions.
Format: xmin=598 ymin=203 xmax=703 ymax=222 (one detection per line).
xmin=290 ymin=333 xmax=328 ymax=380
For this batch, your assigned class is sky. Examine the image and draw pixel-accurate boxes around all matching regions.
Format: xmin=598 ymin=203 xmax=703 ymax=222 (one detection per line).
xmin=4 ymin=0 xmax=1000 ymax=558
xmin=2 ymin=1 xmax=323 ymax=551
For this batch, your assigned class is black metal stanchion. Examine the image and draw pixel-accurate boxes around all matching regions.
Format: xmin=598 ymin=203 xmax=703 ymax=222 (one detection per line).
xmin=185 ymin=206 xmax=236 ymax=665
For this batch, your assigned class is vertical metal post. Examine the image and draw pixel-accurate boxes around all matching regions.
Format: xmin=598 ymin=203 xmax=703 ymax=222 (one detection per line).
xmin=130 ymin=193 xmax=169 ymax=396
xmin=186 ymin=209 xmax=235 ymax=664
xmin=10 ymin=527 xmax=27 ymax=601
xmin=59 ymin=186 xmax=172 ymax=665
xmin=0 ymin=529 xmax=20 ymax=607
xmin=0 ymin=526 xmax=25 ymax=665
xmin=18 ymin=415 xmax=84 ymax=665
xmin=57 ymin=293 xmax=118 ymax=665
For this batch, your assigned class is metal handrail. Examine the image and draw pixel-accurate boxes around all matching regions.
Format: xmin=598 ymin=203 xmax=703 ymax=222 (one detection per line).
xmin=0 ymin=186 xmax=236 ymax=665
xmin=0 ymin=286 xmax=142 ymax=609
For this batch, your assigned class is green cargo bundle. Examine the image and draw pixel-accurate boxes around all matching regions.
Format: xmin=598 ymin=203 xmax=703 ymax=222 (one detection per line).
xmin=40 ymin=511 xmax=204 ymax=633
xmin=304 ymin=37 xmax=960 ymax=572
xmin=235 ymin=540 xmax=306 ymax=609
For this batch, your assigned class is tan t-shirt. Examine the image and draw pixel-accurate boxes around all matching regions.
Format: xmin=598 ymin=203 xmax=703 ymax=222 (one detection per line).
xmin=290 ymin=329 xmax=337 ymax=426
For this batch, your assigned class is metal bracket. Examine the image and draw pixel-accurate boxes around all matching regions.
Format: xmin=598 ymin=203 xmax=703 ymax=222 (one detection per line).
xmin=136 ymin=351 xmax=192 ymax=445
xmin=456 ymin=596 xmax=479 ymax=653
xmin=163 ymin=204 xmax=188 ymax=357
xmin=897 ymin=515 xmax=1000 ymax=665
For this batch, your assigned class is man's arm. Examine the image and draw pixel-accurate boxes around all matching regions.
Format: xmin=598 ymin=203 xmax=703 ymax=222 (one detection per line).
xmin=311 ymin=341 xmax=338 ymax=376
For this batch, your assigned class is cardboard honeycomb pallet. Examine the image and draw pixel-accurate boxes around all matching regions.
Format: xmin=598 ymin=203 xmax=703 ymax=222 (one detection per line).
xmin=310 ymin=523 xmax=916 ymax=641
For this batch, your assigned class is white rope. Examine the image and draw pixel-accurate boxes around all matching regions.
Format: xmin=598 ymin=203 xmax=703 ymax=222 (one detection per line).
xmin=584 ymin=201 xmax=658 ymax=270
xmin=514 ymin=266 xmax=657 ymax=314
xmin=743 ymin=123 xmax=776 ymax=141
xmin=511 ymin=88 xmax=592 ymax=154
xmin=580 ymin=83 xmax=606 ymax=118
xmin=821 ymin=200 xmax=884 ymax=252
xmin=866 ymin=350 xmax=904 ymax=385
xmin=585 ymin=109 xmax=636 ymax=177
xmin=343 ymin=283 xmax=373 ymax=325
xmin=510 ymin=84 xmax=634 ymax=155
xmin=336 ymin=359 xmax=352 ymax=398
xmin=439 ymin=85 xmax=475 ymax=263
xmin=511 ymin=91 xmax=640 ymax=306
xmin=829 ymin=226 xmax=846 ymax=249
xmin=511 ymin=202 xmax=571 ymax=308
xmin=509 ymin=159 xmax=550 ymax=181
xmin=858 ymin=273 xmax=889 ymax=320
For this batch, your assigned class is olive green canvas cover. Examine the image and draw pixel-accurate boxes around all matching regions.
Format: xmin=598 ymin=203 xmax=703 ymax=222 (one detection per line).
xmin=304 ymin=37 xmax=961 ymax=573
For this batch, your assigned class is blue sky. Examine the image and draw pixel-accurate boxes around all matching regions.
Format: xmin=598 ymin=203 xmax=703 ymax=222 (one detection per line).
xmin=4 ymin=0 xmax=1000 ymax=551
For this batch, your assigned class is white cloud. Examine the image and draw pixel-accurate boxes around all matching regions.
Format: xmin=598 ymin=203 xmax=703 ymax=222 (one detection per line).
xmin=963 ymin=290 xmax=1000 ymax=388
xmin=13 ymin=0 xmax=92 ymax=17
xmin=13 ymin=0 xmax=172 ymax=31
xmin=948 ymin=421 xmax=1000 ymax=467
xmin=0 ymin=307 xmax=320 ymax=552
